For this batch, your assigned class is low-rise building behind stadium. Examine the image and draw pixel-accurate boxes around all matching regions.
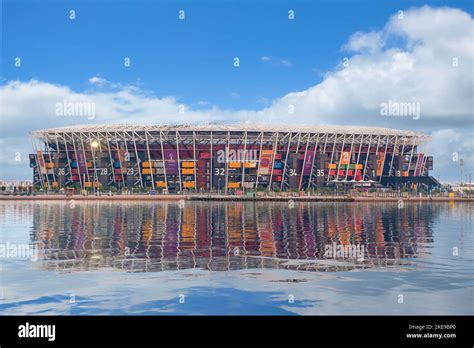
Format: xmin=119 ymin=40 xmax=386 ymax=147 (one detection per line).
xmin=29 ymin=124 xmax=439 ymax=192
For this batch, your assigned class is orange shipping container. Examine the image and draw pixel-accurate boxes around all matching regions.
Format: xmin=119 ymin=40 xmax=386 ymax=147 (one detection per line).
xmin=183 ymin=182 xmax=195 ymax=188
xmin=244 ymin=162 xmax=257 ymax=168
xmin=182 ymin=161 xmax=195 ymax=168
xmin=340 ymin=151 xmax=351 ymax=165
xmin=182 ymin=168 xmax=195 ymax=175
xmin=229 ymin=162 xmax=241 ymax=168
xmin=156 ymin=181 xmax=167 ymax=188
xmin=228 ymin=182 xmax=241 ymax=188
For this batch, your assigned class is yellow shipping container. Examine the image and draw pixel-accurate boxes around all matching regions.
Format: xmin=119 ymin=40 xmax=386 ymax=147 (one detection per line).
xmin=244 ymin=162 xmax=257 ymax=168
xmin=228 ymin=182 xmax=241 ymax=188
xmin=183 ymin=182 xmax=195 ymax=188
xmin=182 ymin=168 xmax=195 ymax=175
xmin=143 ymin=161 xmax=162 ymax=168
xmin=326 ymin=163 xmax=337 ymax=169
xmin=182 ymin=161 xmax=195 ymax=168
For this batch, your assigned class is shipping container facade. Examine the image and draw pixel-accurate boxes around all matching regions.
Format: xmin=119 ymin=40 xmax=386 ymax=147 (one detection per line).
xmin=30 ymin=124 xmax=436 ymax=191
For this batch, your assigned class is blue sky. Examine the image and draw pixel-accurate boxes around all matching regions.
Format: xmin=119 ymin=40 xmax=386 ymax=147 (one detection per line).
xmin=2 ymin=0 xmax=472 ymax=109
xmin=1 ymin=0 xmax=473 ymax=182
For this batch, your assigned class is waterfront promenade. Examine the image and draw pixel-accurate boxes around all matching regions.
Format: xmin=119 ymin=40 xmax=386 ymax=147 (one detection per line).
xmin=0 ymin=193 xmax=472 ymax=202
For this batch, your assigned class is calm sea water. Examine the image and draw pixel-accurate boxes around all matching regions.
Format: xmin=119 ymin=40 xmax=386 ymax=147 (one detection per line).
xmin=0 ymin=201 xmax=472 ymax=315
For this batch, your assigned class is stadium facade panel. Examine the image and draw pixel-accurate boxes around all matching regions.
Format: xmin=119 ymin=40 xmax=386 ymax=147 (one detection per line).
xmin=29 ymin=124 xmax=437 ymax=192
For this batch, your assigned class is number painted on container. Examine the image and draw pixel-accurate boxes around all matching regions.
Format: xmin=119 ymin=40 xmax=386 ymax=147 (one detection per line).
xmin=127 ymin=168 xmax=134 ymax=175
xmin=101 ymin=168 xmax=108 ymax=175
xmin=214 ymin=168 xmax=225 ymax=176
xmin=289 ymin=169 xmax=297 ymax=176
xmin=58 ymin=168 xmax=65 ymax=175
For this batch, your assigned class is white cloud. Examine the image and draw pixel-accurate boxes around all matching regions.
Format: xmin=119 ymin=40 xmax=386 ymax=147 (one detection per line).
xmin=260 ymin=56 xmax=293 ymax=67
xmin=429 ymin=128 xmax=474 ymax=183
xmin=344 ymin=31 xmax=384 ymax=53
xmin=0 ymin=6 xmax=472 ymax=182
xmin=88 ymin=76 xmax=108 ymax=85
xmin=256 ymin=96 xmax=270 ymax=106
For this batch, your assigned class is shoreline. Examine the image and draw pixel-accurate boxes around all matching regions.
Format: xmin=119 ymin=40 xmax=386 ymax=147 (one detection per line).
xmin=0 ymin=194 xmax=472 ymax=202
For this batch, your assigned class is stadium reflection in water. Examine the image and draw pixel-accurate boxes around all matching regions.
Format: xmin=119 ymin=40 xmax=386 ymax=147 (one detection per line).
xmin=30 ymin=201 xmax=438 ymax=273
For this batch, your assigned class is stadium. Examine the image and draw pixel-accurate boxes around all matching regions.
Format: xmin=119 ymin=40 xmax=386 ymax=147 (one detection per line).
xmin=29 ymin=124 xmax=439 ymax=192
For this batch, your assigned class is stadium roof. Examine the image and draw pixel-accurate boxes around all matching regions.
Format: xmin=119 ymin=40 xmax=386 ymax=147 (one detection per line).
xmin=32 ymin=123 xmax=429 ymax=138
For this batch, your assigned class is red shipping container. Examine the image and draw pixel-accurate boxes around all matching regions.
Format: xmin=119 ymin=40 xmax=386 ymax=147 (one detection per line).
xmin=114 ymin=169 xmax=121 ymax=174
xmin=275 ymin=154 xmax=282 ymax=160
xmin=71 ymin=169 xmax=78 ymax=174
xmin=329 ymin=170 xmax=336 ymax=176
xmin=347 ymin=170 xmax=354 ymax=176
xmin=200 ymin=152 xmax=211 ymax=159
xmin=115 ymin=175 xmax=122 ymax=181
xmin=71 ymin=175 xmax=79 ymax=181
xmin=274 ymin=175 xmax=282 ymax=182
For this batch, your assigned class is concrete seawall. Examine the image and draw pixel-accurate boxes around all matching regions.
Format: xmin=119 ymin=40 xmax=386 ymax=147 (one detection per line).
xmin=0 ymin=194 xmax=472 ymax=202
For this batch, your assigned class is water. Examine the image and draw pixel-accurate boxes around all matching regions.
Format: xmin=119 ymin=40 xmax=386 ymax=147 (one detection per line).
xmin=0 ymin=201 xmax=472 ymax=315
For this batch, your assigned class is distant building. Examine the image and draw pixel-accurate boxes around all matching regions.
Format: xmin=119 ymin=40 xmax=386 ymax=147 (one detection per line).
xmin=29 ymin=124 xmax=439 ymax=192
xmin=0 ymin=180 xmax=33 ymax=192
xmin=451 ymin=183 xmax=474 ymax=193
xmin=0 ymin=180 xmax=33 ymax=188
